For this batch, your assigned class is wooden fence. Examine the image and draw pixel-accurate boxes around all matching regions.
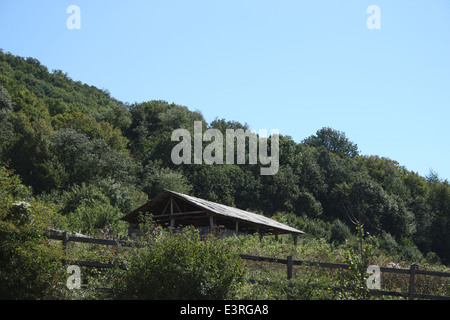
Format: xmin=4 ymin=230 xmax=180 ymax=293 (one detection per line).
xmin=240 ymin=254 xmax=450 ymax=300
xmin=47 ymin=230 xmax=450 ymax=300
xmin=46 ymin=230 xmax=133 ymax=269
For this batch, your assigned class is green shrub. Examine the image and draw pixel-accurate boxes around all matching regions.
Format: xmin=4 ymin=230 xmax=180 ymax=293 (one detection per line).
xmin=329 ymin=219 xmax=351 ymax=244
xmin=336 ymin=226 xmax=374 ymax=300
xmin=425 ymin=251 xmax=441 ymax=264
xmin=66 ymin=200 xmax=126 ymax=236
xmin=109 ymin=225 xmax=246 ymax=300
xmin=0 ymin=164 xmax=68 ymax=299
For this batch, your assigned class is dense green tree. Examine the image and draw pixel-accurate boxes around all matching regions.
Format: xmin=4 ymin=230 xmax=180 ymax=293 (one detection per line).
xmin=50 ymin=128 xmax=135 ymax=188
xmin=344 ymin=179 xmax=415 ymax=238
xmin=185 ymin=164 xmax=246 ymax=207
xmin=0 ymin=85 xmax=15 ymax=154
xmin=358 ymin=156 xmax=410 ymax=199
xmin=0 ymin=164 xmax=67 ymax=299
xmin=295 ymin=190 xmax=323 ymax=219
xmin=93 ymin=177 xmax=147 ymax=214
xmin=317 ymin=150 xmax=356 ymax=188
xmin=259 ymin=165 xmax=300 ymax=215
xmin=1 ymin=50 xmax=450 ymax=265
xmin=297 ymin=147 xmax=327 ymax=198
xmin=0 ymin=107 xmax=15 ymax=156
xmin=329 ymin=218 xmax=351 ymax=244
xmin=303 ymin=127 xmax=359 ymax=158
xmin=127 ymin=100 xmax=204 ymax=165
xmin=2 ymin=114 xmax=59 ymax=193
xmin=0 ymin=84 xmax=13 ymax=111
xmin=141 ymin=161 xmax=192 ymax=199
xmin=11 ymin=89 xmax=50 ymax=121
xmin=210 ymin=117 xmax=249 ymax=132
xmin=428 ymin=181 xmax=450 ymax=263
xmin=51 ymin=111 xmax=129 ymax=153
xmin=0 ymin=50 xmax=128 ymax=122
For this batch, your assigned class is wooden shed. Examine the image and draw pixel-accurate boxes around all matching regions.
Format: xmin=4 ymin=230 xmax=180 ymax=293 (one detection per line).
xmin=121 ymin=190 xmax=304 ymax=243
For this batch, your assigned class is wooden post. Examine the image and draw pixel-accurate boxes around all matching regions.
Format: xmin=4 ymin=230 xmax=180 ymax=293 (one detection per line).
xmin=409 ymin=264 xmax=417 ymax=300
xmin=170 ymin=196 xmax=175 ymax=228
xmin=63 ymin=231 xmax=69 ymax=264
xmin=256 ymin=228 xmax=262 ymax=241
xmin=293 ymin=235 xmax=298 ymax=245
xmin=287 ymin=255 xmax=293 ymax=280
xmin=235 ymin=221 xmax=239 ymax=233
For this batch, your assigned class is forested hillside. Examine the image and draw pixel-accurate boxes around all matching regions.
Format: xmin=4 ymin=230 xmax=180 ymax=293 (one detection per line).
xmin=1 ymin=50 xmax=449 ymax=264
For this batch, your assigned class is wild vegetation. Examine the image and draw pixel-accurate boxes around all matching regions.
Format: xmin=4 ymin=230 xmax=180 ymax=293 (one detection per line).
xmin=1 ymin=50 xmax=449 ymax=299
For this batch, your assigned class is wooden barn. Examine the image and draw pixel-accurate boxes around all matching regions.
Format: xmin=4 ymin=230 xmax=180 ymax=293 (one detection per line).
xmin=121 ymin=190 xmax=304 ymax=243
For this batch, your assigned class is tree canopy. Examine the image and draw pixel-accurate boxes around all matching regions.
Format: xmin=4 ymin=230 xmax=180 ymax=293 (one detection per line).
xmin=1 ymin=50 xmax=450 ymax=264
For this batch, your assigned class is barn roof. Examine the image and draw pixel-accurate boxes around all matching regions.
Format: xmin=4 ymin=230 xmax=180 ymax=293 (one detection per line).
xmin=121 ymin=190 xmax=304 ymax=236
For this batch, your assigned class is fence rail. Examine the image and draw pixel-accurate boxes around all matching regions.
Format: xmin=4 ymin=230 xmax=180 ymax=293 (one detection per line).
xmin=240 ymin=254 xmax=450 ymax=300
xmin=46 ymin=230 xmax=131 ymax=269
xmin=47 ymin=230 xmax=450 ymax=300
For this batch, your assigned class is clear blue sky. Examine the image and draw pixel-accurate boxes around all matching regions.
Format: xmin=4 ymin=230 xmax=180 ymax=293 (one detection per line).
xmin=1 ymin=0 xmax=449 ymax=180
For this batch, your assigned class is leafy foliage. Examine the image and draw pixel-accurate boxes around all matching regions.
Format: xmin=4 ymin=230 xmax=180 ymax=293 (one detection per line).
xmin=110 ymin=222 xmax=245 ymax=300
xmin=336 ymin=226 xmax=374 ymax=299
xmin=1 ymin=50 xmax=450 ymax=299
xmin=0 ymin=165 xmax=68 ymax=299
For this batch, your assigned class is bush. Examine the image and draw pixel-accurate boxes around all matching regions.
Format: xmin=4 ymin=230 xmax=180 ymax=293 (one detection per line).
xmin=0 ymin=164 xmax=68 ymax=299
xmin=379 ymin=231 xmax=399 ymax=256
xmin=66 ymin=200 xmax=127 ymax=236
xmin=425 ymin=251 xmax=441 ymax=264
xmin=399 ymin=237 xmax=423 ymax=262
xmin=109 ymin=225 xmax=246 ymax=299
xmin=336 ymin=226 xmax=374 ymax=300
xmin=329 ymin=219 xmax=351 ymax=244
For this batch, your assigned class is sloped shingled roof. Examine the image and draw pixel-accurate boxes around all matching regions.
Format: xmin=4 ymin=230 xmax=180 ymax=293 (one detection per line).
xmin=121 ymin=190 xmax=304 ymax=236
